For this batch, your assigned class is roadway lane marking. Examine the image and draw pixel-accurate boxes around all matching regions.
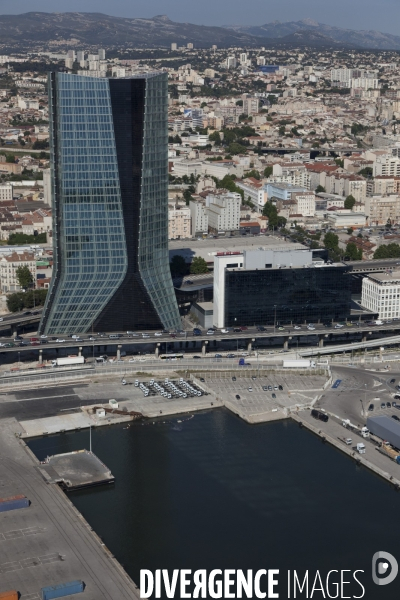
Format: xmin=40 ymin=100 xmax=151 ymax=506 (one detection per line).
xmin=12 ymin=393 xmax=79 ymax=402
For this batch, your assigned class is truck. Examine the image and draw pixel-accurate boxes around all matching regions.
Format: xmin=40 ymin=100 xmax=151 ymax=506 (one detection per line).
xmin=283 ymin=359 xmax=316 ymax=368
xmin=51 ymin=356 xmax=85 ymax=367
xmin=367 ymin=416 xmax=400 ymax=450
xmin=238 ymin=358 xmax=251 ymax=366
xmin=360 ymin=426 xmax=370 ymax=438
xmin=356 ymin=443 xmax=366 ymax=454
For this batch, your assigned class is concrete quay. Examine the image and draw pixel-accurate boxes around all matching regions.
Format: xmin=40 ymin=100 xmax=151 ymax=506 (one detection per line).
xmin=291 ymin=410 xmax=400 ymax=489
xmin=0 ymin=418 xmax=139 ymax=599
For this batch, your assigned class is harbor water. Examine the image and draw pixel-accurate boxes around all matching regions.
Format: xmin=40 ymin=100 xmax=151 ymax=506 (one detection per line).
xmin=28 ymin=409 xmax=400 ymax=598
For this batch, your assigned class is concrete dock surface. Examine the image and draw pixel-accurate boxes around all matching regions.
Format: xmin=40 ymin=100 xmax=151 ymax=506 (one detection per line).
xmin=0 ymin=418 xmax=139 ymax=599
xmin=39 ymin=450 xmax=115 ymax=490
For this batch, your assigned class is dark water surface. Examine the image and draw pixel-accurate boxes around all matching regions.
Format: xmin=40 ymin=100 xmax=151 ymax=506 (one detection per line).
xmin=28 ymin=409 xmax=400 ymax=598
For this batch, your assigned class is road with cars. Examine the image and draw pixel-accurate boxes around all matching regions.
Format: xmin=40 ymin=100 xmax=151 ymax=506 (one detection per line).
xmin=0 ymin=318 xmax=400 ymax=357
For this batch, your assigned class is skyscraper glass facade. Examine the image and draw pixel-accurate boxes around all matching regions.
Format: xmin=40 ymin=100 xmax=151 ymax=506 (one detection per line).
xmin=224 ymin=266 xmax=352 ymax=326
xmin=39 ymin=72 xmax=180 ymax=335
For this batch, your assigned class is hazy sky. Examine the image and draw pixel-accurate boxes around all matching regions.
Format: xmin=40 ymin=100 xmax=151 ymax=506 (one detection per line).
xmin=1 ymin=0 xmax=400 ymax=35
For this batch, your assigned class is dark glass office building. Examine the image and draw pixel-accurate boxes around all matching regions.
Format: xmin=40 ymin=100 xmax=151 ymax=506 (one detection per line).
xmin=39 ymin=72 xmax=181 ymax=335
xmin=224 ymin=266 xmax=351 ymax=326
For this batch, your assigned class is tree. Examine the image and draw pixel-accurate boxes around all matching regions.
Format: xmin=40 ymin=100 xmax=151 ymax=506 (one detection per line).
xmin=345 ymin=242 xmax=362 ymax=260
xmin=16 ymin=265 xmax=33 ymax=290
xmin=347 ymin=228 xmax=354 ymax=235
xmin=7 ymin=293 xmax=24 ymax=313
xmin=315 ymin=185 xmax=325 ymax=193
xmin=323 ymin=232 xmax=339 ymax=250
xmin=208 ymin=131 xmax=221 ymax=145
xmin=344 ymin=194 xmax=356 ymax=210
xmin=263 ymin=166 xmax=273 ymax=178
xmin=358 ymin=167 xmax=373 ymax=178
xmin=183 ymin=189 xmax=193 ymax=205
xmin=246 ymin=169 xmax=260 ymax=180
xmin=228 ymin=142 xmax=247 ymax=155
xmin=32 ymin=140 xmax=49 ymax=150
xmin=373 ymin=243 xmax=400 ymax=259
xmin=262 ymin=201 xmax=287 ymax=229
xmin=170 ymin=255 xmax=187 ymax=276
xmin=190 ymin=257 xmax=209 ymax=274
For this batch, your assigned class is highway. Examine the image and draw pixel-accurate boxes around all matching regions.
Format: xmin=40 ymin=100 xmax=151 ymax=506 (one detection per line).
xmin=0 ymin=320 xmax=400 ymax=357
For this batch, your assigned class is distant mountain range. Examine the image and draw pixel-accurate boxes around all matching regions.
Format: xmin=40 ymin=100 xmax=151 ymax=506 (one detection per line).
xmin=0 ymin=12 xmax=262 ymax=49
xmin=226 ymin=19 xmax=400 ymax=50
xmin=0 ymin=12 xmax=400 ymax=50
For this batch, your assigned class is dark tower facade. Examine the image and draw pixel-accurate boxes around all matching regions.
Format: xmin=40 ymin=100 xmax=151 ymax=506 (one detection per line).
xmin=39 ymin=72 xmax=181 ymax=335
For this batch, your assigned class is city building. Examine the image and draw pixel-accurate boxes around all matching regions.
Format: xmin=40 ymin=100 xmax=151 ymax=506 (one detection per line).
xmin=206 ymin=192 xmax=241 ymax=234
xmin=0 ymin=184 xmax=12 ymax=201
xmin=365 ymin=195 xmax=400 ymax=225
xmin=189 ymin=200 xmax=209 ymax=237
xmin=0 ymin=251 xmax=36 ymax=293
xmin=361 ymin=271 xmax=400 ymax=320
xmin=213 ymin=247 xmax=351 ymax=328
xmin=168 ymin=204 xmax=191 ymax=239
xmin=39 ymin=72 xmax=180 ymax=335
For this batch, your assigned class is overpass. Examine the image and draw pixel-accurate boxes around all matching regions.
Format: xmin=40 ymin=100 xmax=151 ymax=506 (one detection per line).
xmin=299 ymin=334 xmax=400 ymax=357
xmin=1 ymin=320 xmax=400 ymax=362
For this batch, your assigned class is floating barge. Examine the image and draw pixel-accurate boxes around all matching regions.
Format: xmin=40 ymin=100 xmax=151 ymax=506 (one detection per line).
xmin=38 ymin=449 xmax=115 ymax=491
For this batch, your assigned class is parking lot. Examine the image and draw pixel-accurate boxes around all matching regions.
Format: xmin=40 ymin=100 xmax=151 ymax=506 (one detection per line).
xmin=198 ymin=371 xmax=328 ymax=423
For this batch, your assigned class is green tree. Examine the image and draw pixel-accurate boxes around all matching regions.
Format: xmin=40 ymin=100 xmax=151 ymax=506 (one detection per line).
xmin=190 ymin=256 xmax=209 ymax=274
xmin=344 ymin=194 xmax=356 ymax=210
xmin=315 ymin=185 xmax=325 ymax=193
xmin=228 ymin=142 xmax=247 ymax=155
xmin=209 ymin=131 xmax=221 ymax=145
xmin=347 ymin=228 xmax=354 ymax=235
xmin=263 ymin=166 xmax=273 ymax=178
xmin=373 ymin=243 xmax=400 ymax=259
xmin=262 ymin=202 xmax=287 ymax=229
xmin=32 ymin=140 xmax=49 ymax=150
xmin=345 ymin=242 xmax=362 ymax=260
xmin=6 ymin=293 xmax=24 ymax=313
xmin=183 ymin=189 xmax=193 ymax=205
xmin=323 ymin=232 xmax=339 ymax=250
xmin=8 ymin=233 xmax=47 ymax=245
xmin=358 ymin=166 xmax=373 ymax=178
xmin=170 ymin=255 xmax=187 ymax=276
xmin=5 ymin=153 xmax=15 ymax=163
xmin=246 ymin=169 xmax=260 ymax=180
xmin=16 ymin=265 xmax=33 ymax=289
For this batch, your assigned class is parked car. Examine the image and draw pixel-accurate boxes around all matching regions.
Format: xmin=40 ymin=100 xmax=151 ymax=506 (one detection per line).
xmin=368 ymin=404 xmax=374 ymax=411
xmin=381 ymin=403 xmax=386 ymax=409
xmin=232 ymin=376 xmax=237 ymax=381
xmin=235 ymin=394 xmax=240 ymax=400
xmin=272 ymin=393 xmax=276 ymax=399
xmin=278 ymin=385 xmax=283 ymax=391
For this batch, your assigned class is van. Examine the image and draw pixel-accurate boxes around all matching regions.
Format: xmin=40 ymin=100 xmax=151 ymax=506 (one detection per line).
xmin=109 ymin=334 xmax=119 ymax=339
xmin=311 ymin=409 xmax=329 ymax=422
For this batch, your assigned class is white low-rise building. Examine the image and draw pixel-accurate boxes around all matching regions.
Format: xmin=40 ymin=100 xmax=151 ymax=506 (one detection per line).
xmin=206 ymin=192 xmax=241 ymax=233
xmin=0 ymin=184 xmax=12 ymax=201
xmin=361 ymin=271 xmax=400 ymax=320
xmin=0 ymin=251 xmax=36 ymax=293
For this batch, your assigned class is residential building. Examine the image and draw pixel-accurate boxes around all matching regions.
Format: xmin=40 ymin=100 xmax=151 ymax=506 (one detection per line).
xmin=235 ymin=178 xmax=267 ymax=210
xmin=365 ymin=195 xmax=400 ymax=225
xmin=0 ymin=184 xmax=12 ymax=201
xmin=0 ymin=251 xmax=36 ymax=293
xmin=361 ymin=271 xmax=400 ymax=320
xmin=168 ymin=204 xmax=191 ymax=239
xmin=265 ymin=183 xmax=308 ymax=201
xmin=206 ymin=192 xmax=241 ymax=233
xmin=39 ymin=72 xmax=180 ymax=335
xmin=189 ymin=200 xmax=209 ymax=237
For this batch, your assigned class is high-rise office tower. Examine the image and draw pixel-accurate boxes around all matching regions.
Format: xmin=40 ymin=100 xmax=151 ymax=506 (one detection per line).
xmin=39 ymin=72 xmax=181 ymax=335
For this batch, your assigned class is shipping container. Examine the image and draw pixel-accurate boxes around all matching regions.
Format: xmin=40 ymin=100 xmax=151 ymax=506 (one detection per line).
xmin=41 ymin=580 xmax=84 ymax=600
xmin=0 ymin=495 xmax=29 ymax=513
xmin=367 ymin=416 xmax=400 ymax=450
xmin=0 ymin=591 xmax=18 ymax=600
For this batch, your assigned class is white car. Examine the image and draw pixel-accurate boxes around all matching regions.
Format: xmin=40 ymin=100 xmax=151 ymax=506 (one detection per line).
xmin=40 ymin=335 xmax=47 ymax=339
xmin=142 ymin=333 xmax=150 ymax=338
xmin=294 ymin=326 xmax=301 ymax=330
xmin=129 ymin=358 xmax=136 ymax=363
xmin=221 ymin=328 xmax=230 ymax=333
xmin=334 ymin=324 xmax=344 ymax=329
xmin=307 ymin=326 xmax=315 ymax=331
xmin=154 ymin=332 xmax=163 ymax=336
xmin=0 ymin=318 xmax=3 ymax=322
xmin=206 ymin=330 xmax=215 ymax=335
xmin=55 ymin=338 xmax=65 ymax=343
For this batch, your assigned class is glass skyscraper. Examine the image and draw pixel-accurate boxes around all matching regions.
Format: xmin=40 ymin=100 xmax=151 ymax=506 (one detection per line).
xmin=39 ymin=72 xmax=181 ymax=334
